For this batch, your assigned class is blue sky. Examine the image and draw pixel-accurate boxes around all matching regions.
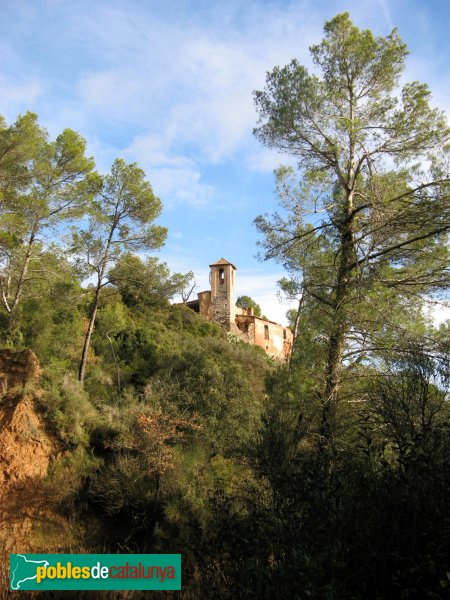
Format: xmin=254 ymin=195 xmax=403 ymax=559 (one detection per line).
xmin=1 ymin=0 xmax=449 ymax=324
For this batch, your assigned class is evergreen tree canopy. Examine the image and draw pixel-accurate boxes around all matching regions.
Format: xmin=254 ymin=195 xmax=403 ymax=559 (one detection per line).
xmin=236 ymin=295 xmax=262 ymax=317
xmin=253 ymin=12 xmax=450 ymax=449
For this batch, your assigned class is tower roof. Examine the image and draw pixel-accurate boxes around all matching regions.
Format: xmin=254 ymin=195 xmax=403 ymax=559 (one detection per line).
xmin=209 ymin=258 xmax=237 ymax=270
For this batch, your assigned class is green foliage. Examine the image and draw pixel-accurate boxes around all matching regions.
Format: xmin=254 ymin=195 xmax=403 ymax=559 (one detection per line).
xmin=145 ymin=336 xmax=269 ymax=453
xmin=45 ymin=447 xmax=102 ymax=512
xmin=0 ymin=112 xmax=44 ymax=198
xmin=109 ymin=253 xmax=193 ymax=309
xmin=0 ymin=110 xmax=271 ymax=591
xmin=366 ymin=349 xmax=450 ymax=468
xmin=71 ymin=158 xmax=169 ymax=383
xmin=0 ymin=246 xmax=86 ymax=377
xmin=254 ymin=12 xmax=450 ymax=448
xmin=1 ymin=40 xmax=449 ymax=599
xmin=71 ymin=158 xmax=166 ymax=273
xmin=41 ymin=374 xmax=102 ymax=447
xmin=195 ymin=348 xmax=450 ymax=600
xmin=236 ymin=294 xmax=262 ymax=317
xmin=0 ymin=113 xmax=94 ymax=316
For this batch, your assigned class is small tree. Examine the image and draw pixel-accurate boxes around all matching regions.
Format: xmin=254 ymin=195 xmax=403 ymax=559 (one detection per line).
xmin=368 ymin=348 xmax=450 ymax=469
xmin=72 ymin=159 xmax=167 ymax=384
xmin=236 ymin=295 xmax=262 ymax=317
xmin=109 ymin=253 xmax=193 ymax=309
xmin=180 ymin=278 xmax=197 ymax=303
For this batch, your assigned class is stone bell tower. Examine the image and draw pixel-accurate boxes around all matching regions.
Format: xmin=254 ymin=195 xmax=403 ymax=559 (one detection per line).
xmin=209 ymin=258 xmax=237 ymax=331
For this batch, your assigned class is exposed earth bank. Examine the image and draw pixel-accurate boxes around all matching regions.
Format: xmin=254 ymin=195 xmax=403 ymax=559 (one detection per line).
xmin=0 ymin=349 xmax=55 ymax=596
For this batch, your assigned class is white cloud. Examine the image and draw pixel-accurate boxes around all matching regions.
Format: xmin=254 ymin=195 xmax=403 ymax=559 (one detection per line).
xmin=65 ymin=1 xmax=320 ymax=166
xmin=245 ymin=145 xmax=298 ymax=173
xmin=123 ymin=132 xmax=214 ymax=207
xmin=0 ymin=76 xmax=43 ymax=120
xmin=423 ymin=298 xmax=450 ymax=326
xmin=124 ymin=133 xmax=189 ymax=168
xmin=0 ymin=1 xmax=326 ymax=207
xmin=377 ymin=0 xmax=394 ymax=30
xmin=142 ymin=165 xmax=214 ymax=208
xmin=236 ymin=269 xmax=296 ymax=325
xmin=78 ymin=70 xmax=142 ymax=114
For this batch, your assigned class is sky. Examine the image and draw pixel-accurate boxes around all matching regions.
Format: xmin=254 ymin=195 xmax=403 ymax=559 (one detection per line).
xmin=1 ymin=0 xmax=449 ymax=324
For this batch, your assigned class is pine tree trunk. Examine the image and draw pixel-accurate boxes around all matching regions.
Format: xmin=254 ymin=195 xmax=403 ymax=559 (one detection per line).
xmin=78 ymin=285 xmax=101 ymax=384
xmin=0 ymin=271 xmax=12 ymax=314
xmin=288 ymin=289 xmax=305 ymax=373
xmin=320 ymin=321 xmax=346 ymax=449
xmin=10 ymin=220 xmax=39 ymax=313
xmin=320 ymin=193 xmax=355 ymax=452
xmin=78 ymin=218 xmax=116 ymax=385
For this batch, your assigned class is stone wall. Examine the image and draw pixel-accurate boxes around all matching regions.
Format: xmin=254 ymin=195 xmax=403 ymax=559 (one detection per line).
xmin=236 ymin=315 xmax=256 ymax=343
xmin=253 ymin=318 xmax=293 ymax=359
xmin=198 ymin=290 xmax=212 ymax=319
xmin=210 ymin=263 xmax=236 ymax=331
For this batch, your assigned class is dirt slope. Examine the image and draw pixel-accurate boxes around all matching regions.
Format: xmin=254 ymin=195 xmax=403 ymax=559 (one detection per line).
xmin=0 ymin=349 xmax=54 ymax=597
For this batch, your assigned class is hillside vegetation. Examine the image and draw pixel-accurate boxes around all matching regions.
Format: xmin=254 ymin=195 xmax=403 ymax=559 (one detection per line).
xmin=1 ymin=12 xmax=450 ymax=600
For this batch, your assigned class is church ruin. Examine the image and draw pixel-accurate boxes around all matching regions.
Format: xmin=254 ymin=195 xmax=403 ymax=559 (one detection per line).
xmin=185 ymin=258 xmax=293 ymax=360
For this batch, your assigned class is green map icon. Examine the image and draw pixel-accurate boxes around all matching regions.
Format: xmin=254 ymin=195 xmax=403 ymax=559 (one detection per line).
xmin=10 ymin=554 xmax=50 ymax=590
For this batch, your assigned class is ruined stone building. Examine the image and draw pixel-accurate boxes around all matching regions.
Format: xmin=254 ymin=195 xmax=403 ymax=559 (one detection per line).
xmin=185 ymin=259 xmax=293 ymax=360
